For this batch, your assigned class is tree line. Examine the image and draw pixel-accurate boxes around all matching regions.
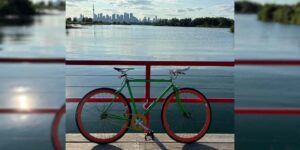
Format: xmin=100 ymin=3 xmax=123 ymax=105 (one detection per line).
xmin=0 ymin=0 xmax=65 ymax=17
xmin=0 ymin=0 xmax=36 ymax=16
xmin=235 ymin=1 xmax=300 ymax=25
xmin=258 ymin=3 xmax=300 ymax=25
xmin=235 ymin=1 xmax=261 ymax=13
xmin=66 ymin=17 xmax=234 ymax=28
xmin=153 ymin=17 xmax=233 ymax=28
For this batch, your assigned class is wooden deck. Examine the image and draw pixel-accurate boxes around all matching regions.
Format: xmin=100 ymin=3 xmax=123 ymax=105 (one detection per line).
xmin=66 ymin=133 xmax=234 ymax=150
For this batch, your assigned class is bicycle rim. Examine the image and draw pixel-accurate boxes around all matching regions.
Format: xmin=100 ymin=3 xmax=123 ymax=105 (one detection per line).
xmin=76 ymin=88 xmax=131 ymax=144
xmin=162 ymin=88 xmax=211 ymax=143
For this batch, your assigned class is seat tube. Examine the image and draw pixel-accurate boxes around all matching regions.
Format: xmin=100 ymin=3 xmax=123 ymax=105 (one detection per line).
xmin=126 ymin=80 xmax=138 ymax=114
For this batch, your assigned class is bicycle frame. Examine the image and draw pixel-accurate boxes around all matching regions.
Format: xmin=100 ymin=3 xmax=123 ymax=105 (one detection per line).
xmin=103 ymin=76 xmax=188 ymax=121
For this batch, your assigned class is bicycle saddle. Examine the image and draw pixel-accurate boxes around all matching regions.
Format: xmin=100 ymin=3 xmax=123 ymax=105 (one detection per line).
xmin=170 ymin=67 xmax=190 ymax=75
xmin=114 ymin=67 xmax=134 ymax=73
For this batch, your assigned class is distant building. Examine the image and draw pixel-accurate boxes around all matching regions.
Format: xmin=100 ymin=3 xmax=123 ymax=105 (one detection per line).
xmin=88 ymin=2 xmax=155 ymax=24
xmin=124 ymin=13 xmax=129 ymax=23
xmin=112 ymin=14 xmax=116 ymax=22
xmin=79 ymin=14 xmax=84 ymax=22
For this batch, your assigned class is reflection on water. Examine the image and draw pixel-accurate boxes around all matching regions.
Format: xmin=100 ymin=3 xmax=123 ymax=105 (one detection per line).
xmin=236 ymin=14 xmax=300 ymax=107
xmin=236 ymin=14 xmax=300 ymax=59
xmin=0 ymin=12 xmax=65 ymax=149
xmin=0 ymin=17 xmax=34 ymax=26
xmin=12 ymin=86 xmax=31 ymax=110
xmin=0 ymin=12 xmax=65 ymax=58
xmin=67 ymin=25 xmax=233 ymax=61
xmin=235 ymin=14 xmax=300 ymax=149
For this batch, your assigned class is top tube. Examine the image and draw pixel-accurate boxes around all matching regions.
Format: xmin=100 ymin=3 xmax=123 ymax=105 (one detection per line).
xmin=128 ymin=78 xmax=172 ymax=83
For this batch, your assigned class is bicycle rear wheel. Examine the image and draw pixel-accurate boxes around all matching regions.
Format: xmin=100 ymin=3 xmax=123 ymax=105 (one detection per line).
xmin=162 ymin=88 xmax=211 ymax=143
xmin=76 ymin=88 xmax=131 ymax=144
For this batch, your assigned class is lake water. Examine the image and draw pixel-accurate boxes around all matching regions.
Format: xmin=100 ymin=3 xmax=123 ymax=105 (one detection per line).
xmin=3 ymin=13 xmax=298 ymax=149
xmin=0 ymin=13 xmax=65 ymax=150
xmin=235 ymin=14 xmax=300 ymax=150
xmin=66 ymin=25 xmax=233 ymax=61
xmin=66 ymin=25 xmax=234 ymax=134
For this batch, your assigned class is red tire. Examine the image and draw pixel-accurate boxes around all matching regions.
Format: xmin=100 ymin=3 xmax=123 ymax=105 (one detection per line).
xmin=76 ymin=88 xmax=131 ymax=144
xmin=162 ymin=88 xmax=211 ymax=143
xmin=52 ymin=104 xmax=65 ymax=150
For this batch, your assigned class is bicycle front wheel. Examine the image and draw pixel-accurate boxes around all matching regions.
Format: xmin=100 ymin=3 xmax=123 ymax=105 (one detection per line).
xmin=76 ymin=88 xmax=131 ymax=144
xmin=162 ymin=88 xmax=211 ymax=143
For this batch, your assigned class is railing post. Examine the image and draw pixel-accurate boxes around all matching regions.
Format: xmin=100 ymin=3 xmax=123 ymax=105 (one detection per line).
xmin=144 ymin=64 xmax=151 ymax=133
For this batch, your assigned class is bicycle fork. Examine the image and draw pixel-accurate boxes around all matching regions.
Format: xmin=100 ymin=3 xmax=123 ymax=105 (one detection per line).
xmin=174 ymin=88 xmax=191 ymax=118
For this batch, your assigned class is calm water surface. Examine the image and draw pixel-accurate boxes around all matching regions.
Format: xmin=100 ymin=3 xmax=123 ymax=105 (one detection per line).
xmin=67 ymin=25 xmax=233 ymax=61
xmin=235 ymin=14 xmax=300 ymax=150
xmin=0 ymin=13 xmax=65 ymax=150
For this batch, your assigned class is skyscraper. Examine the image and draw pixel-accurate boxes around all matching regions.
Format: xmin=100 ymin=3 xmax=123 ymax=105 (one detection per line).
xmin=92 ymin=0 xmax=95 ymax=21
xmin=112 ymin=14 xmax=116 ymax=22
xmin=124 ymin=13 xmax=129 ymax=23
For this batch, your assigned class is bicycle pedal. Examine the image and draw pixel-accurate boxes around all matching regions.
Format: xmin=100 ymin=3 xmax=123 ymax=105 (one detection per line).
xmin=145 ymin=130 xmax=154 ymax=141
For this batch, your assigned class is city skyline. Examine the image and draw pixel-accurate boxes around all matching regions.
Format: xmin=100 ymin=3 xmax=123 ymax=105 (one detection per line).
xmin=66 ymin=0 xmax=234 ymax=19
xmin=77 ymin=12 xmax=158 ymax=23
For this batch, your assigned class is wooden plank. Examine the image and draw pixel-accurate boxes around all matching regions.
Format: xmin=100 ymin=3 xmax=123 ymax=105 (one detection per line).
xmin=66 ymin=133 xmax=234 ymax=150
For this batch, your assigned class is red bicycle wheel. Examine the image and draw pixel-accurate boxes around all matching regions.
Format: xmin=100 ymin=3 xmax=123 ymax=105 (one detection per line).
xmin=52 ymin=104 xmax=65 ymax=150
xmin=76 ymin=88 xmax=131 ymax=144
xmin=162 ymin=88 xmax=211 ymax=143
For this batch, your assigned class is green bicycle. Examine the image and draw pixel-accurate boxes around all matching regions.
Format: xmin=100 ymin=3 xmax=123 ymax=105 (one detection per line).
xmin=76 ymin=67 xmax=211 ymax=144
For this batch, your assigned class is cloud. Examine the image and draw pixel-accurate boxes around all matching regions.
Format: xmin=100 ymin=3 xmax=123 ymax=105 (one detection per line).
xmin=66 ymin=1 xmax=78 ymax=7
xmin=215 ymin=4 xmax=234 ymax=13
xmin=196 ymin=7 xmax=203 ymax=11
xmin=104 ymin=0 xmax=153 ymax=7
xmin=177 ymin=9 xmax=186 ymax=13
xmin=187 ymin=8 xmax=195 ymax=12
xmin=166 ymin=14 xmax=178 ymax=17
xmin=128 ymin=0 xmax=152 ymax=5
xmin=177 ymin=7 xmax=203 ymax=13
xmin=135 ymin=6 xmax=154 ymax=10
xmin=102 ymin=9 xmax=116 ymax=12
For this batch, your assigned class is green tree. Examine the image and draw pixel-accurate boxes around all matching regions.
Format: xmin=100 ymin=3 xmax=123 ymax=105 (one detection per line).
xmin=235 ymin=1 xmax=261 ymax=13
xmin=273 ymin=6 xmax=293 ymax=23
xmin=258 ymin=4 xmax=278 ymax=21
xmin=290 ymin=5 xmax=300 ymax=25
xmin=0 ymin=0 xmax=36 ymax=16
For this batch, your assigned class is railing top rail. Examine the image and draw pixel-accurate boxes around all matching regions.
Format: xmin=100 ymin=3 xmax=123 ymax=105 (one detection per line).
xmin=235 ymin=107 xmax=300 ymax=115
xmin=0 ymin=57 xmax=65 ymax=64
xmin=236 ymin=59 xmax=300 ymax=66
xmin=0 ymin=108 xmax=60 ymax=114
xmin=66 ymin=60 xmax=234 ymax=66
xmin=2 ymin=58 xmax=299 ymax=66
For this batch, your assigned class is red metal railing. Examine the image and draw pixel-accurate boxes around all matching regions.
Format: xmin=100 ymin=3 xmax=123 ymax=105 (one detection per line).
xmin=0 ymin=57 xmax=65 ymax=63
xmin=0 ymin=57 xmax=65 ymax=150
xmin=235 ymin=59 xmax=300 ymax=115
xmin=235 ymin=107 xmax=300 ymax=115
xmin=66 ymin=60 xmax=234 ymax=131
xmin=1 ymin=57 xmax=300 ymax=149
xmin=0 ymin=108 xmax=60 ymax=113
xmin=235 ymin=59 xmax=300 ymax=66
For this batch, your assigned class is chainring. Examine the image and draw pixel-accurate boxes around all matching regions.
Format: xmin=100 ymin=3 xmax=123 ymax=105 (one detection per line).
xmin=130 ymin=113 xmax=147 ymax=131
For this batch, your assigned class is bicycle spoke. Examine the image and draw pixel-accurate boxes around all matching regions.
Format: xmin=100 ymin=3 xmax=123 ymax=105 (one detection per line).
xmin=76 ymin=88 xmax=131 ymax=144
xmin=162 ymin=88 xmax=211 ymax=143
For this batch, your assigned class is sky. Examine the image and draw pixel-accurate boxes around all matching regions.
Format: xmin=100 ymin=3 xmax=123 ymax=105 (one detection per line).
xmin=66 ymin=0 xmax=234 ymax=19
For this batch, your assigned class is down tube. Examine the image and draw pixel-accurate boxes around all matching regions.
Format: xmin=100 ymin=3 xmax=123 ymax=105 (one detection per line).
xmin=143 ymin=84 xmax=174 ymax=115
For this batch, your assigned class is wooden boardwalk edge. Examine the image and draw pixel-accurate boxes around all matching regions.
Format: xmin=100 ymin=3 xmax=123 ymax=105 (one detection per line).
xmin=66 ymin=133 xmax=234 ymax=150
